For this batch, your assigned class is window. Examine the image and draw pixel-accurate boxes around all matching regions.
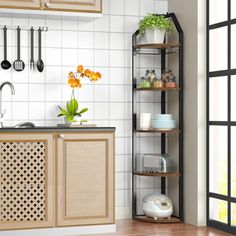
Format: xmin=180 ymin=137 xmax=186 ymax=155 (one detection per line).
xmin=207 ymin=0 xmax=236 ymax=234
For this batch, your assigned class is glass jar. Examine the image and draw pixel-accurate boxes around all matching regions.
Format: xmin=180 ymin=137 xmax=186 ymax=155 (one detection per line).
xmin=153 ymin=78 xmax=164 ymax=88
xmin=140 ymin=77 xmax=151 ymax=88
xmin=145 ymin=70 xmax=156 ymax=84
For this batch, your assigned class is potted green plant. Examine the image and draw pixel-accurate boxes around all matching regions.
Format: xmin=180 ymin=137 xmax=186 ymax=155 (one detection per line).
xmin=139 ymin=14 xmax=173 ymax=44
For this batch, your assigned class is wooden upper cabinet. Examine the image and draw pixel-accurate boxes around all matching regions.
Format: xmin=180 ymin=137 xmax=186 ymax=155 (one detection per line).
xmin=57 ymin=131 xmax=114 ymax=226
xmin=0 ymin=0 xmax=102 ymax=13
xmin=43 ymin=0 xmax=102 ymax=13
xmin=0 ymin=0 xmax=40 ymax=9
xmin=0 ymin=133 xmax=54 ymax=230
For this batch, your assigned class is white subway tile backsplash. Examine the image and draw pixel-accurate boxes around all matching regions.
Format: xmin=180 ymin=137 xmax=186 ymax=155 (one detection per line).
xmin=79 ymin=31 xmax=94 ymax=49
xmin=94 ymin=102 xmax=109 ymax=120
xmin=110 ymin=102 xmax=125 ymax=120
xmin=46 ymin=84 xmax=61 ymax=101
xmin=110 ymin=15 xmax=125 ymax=32
xmin=94 ymin=15 xmax=110 ymax=32
xmin=29 ymin=84 xmax=44 ymax=102
xmin=46 ymin=30 xmax=62 ymax=48
xmin=94 ymin=85 xmax=109 ymax=101
xmin=12 ymin=101 xmax=28 ymax=120
xmin=46 ymin=48 xmax=62 ymax=66
xmin=12 ymin=84 xmax=28 ymax=101
xmin=110 ymin=0 xmax=124 ymax=15
xmin=110 ymin=85 xmax=125 ymax=102
xmin=78 ymin=49 xmax=94 ymax=66
xmin=110 ymin=120 xmax=125 ymax=137
xmin=116 ymin=155 xmax=125 ymax=172
xmin=110 ymin=33 xmax=125 ymax=50
xmin=62 ymin=30 xmax=78 ymax=48
xmin=45 ymin=66 xmax=62 ymax=83
xmin=62 ymin=19 xmax=78 ymax=30
xmin=2 ymin=102 xmax=11 ymax=120
xmin=78 ymin=84 xmax=94 ymax=102
xmin=94 ymin=32 xmax=109 ymax=50
xmin=115 ymin=190 xmax=125 ymax=207
xmin=140 ymin=0 xmax=155 ymax=16
xmin=94 ymin=50 xmax=109 ymax=67
xmin=124 ymin=16 xmax=139 ymax=33
xmin=125 ymin=0 xmax=140 ymax=16
xmin=61 ymin=48 xmax=77 ymax=66
xmin=78 ymin=19 xmax=94 ymax=31
xmin=109 ymin=50 xmax=125 ymax=67
xmin=110 ymin=68 xmax=125 ymax=85
xmin=1 ymin=0 xmax=167 ymax=211
xmin=45 ymin=102 xmax=59 ymax=120
xmin=29 ymin=102 xmax=45 ymax=120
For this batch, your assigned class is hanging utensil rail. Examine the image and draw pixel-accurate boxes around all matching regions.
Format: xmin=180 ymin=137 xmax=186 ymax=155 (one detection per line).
xmin=0 ymin=25 xmax=48 ymax=31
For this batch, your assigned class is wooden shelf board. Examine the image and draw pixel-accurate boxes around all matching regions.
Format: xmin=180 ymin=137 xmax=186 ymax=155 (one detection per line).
xmin=134 ymin=87 xmax=180 ymax=91
xmin=134 ymin=43 xmax=180 ymax=49
xmin=133 ymin=171 xmax=180 ymax=177
xmin=134 ymin=215 xmax=181 ymax=223
xmin=135 ymin=129 xmax=180 ymax=134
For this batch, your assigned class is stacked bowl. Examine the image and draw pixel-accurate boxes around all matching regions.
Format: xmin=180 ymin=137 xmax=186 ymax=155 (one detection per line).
xmin=152 ymin=114 xmax=176 ymax=130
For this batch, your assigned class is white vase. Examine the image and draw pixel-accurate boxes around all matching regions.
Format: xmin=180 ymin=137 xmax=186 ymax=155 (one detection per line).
xmin=145 ymin=28 xmax=166 ymax=44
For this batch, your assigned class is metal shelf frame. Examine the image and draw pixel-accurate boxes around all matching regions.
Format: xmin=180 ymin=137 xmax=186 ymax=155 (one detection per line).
xmin=131 ymin=12 xmax=184 ymax=223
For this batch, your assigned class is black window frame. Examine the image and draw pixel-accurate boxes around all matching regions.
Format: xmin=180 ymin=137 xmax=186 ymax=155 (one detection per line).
xmin=207 ymin=0 xmax=236 ymax=234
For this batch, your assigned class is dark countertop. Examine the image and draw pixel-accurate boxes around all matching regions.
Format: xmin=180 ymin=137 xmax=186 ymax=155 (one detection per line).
xmin=0 ymin=126 xmax=116 ymax=132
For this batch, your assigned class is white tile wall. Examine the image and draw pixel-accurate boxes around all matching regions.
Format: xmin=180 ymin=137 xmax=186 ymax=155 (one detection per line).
xmin=0 ymin=0 xmax=167 ymax=218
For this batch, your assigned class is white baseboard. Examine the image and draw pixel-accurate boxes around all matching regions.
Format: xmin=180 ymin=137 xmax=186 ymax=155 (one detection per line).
xmin=115 ymin=207 xmax=132 ymax=220
xmin=0 ymin=224 xmax=116 ymax=236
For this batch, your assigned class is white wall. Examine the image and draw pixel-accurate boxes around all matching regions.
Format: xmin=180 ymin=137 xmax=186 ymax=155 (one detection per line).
xmin=168 ymin=0 xmax=206 ymax=226
xmin=0 ymin=0 xmax=168 ymax=219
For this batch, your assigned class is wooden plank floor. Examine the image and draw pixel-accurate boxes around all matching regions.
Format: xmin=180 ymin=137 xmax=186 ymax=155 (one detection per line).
xmin=81 ymin=220 xmax=234 ymax=236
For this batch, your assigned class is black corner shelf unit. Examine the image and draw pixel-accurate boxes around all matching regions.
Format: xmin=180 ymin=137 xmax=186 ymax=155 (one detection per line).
xmin=131 ymin=13 xmax=184 ymax=223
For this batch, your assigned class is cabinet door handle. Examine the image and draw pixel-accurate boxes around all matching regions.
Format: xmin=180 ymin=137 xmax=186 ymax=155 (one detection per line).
xmin=59 ymin=134 xmax=65 ymax=139
xmin=44 ymin=2 xmax=51 ymax=7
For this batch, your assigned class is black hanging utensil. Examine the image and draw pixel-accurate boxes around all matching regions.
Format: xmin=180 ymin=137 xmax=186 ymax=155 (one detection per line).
xmin=13 ymin=26 xmax=25 ymax=72
xmin=30 ymin=27 xmax=34 ymax=70
xmin=1 ymin=26 xmax=11 ymax=70
xmin=36 ymin=27 xmax=44 ymax=73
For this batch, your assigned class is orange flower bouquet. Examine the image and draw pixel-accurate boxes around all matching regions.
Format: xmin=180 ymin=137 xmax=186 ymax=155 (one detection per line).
xmin=57 ymin=65 xmax=101 ymax=123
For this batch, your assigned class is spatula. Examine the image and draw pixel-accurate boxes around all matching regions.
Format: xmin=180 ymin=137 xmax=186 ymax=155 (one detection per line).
xmin=13 ymin=26 xmax=25 ymax=72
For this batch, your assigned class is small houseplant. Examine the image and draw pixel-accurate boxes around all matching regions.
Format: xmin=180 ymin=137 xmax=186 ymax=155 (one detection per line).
xmin=58 ymin=65 xmax=101 ymax=124
xmin=139 ymin=14 xmax=173 ymax=44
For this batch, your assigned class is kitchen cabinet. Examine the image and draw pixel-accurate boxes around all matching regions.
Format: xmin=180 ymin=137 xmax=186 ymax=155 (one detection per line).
xmin=43 ymin=0 xmax=102 ymax=13
xmin=0 ymin=133 xmax=54 ymax=230
xmin=57 ymin=132 xmax=114 ymax=226
xmin=0 ymin=0 xmax=102 ymax=13
xmin=0 ymin=129 xmax=114 ymax=231
xmin=0 ymin=0 xmax=40 ymax=9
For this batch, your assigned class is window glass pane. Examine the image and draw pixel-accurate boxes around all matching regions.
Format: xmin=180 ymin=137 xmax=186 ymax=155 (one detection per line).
xmin=210 ymin=77 xmax=228 ymax=121
xmin=210 ymin=198 xmax=228 ymax=224
xmin=209 ymin=0 xmax=228 ymax=24
xmin=210 ymin=27 xmax=228 ymax=72
xmin=209 ymin=126 xmax=228 ymax=195
xmin=232 ymin=0 xmax=236 ymax=19
xmin=231 ymin=76 xmax=236 ymax=121
xmin=232 ymin=203 xmax=236 ymax=226
xmin=231 ymin=25 xmax=236 ymax=69
xmin=231 ymin=127 xmax=236 ymax=198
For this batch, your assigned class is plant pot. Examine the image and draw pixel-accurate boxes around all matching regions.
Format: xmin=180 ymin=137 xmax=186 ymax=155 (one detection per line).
xmin=145 ymin=29 xmax=166 ymax=44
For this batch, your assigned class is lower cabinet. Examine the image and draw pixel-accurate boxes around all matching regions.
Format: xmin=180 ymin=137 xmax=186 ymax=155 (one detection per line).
xmin=0 ymin=130 xmax=115 ymax=230
xmin=57 ymin=132 xmax=114 ymax=226
xmin=0 ymin=133 xmax=54 ymax=230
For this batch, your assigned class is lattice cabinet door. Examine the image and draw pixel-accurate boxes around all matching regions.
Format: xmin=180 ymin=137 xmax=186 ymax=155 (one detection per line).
xmin=57 ymin=131 xmax=115 ymax=226
xmin=0 ymin=133 xmax=54 ymax=230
